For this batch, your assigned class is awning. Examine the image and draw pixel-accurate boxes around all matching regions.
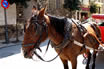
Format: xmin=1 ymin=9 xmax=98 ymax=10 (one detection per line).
xmin=92 ymin=14 xmax=104 ymax=20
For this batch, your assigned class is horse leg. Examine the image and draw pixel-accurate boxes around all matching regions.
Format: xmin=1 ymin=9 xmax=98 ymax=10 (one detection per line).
xmin=86 ymin=52 xmax=91 ymax=69
xmin=92 ymin=51 xmax=97 ymax=69
xmin=60 ymin=57 xmax=69 ymax=69
xmin=70 ymin=57 xmax=77 ymax=69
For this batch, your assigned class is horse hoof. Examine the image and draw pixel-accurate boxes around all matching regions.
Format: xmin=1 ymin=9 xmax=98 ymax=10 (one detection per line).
xmin=86 ymin=66 xmax=89 ymax=69
xmin=82 ymin=58 xmax=88 ymax=65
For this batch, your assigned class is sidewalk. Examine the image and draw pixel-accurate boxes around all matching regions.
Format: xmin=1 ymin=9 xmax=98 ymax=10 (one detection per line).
xmin=0 ymin=36 xmax=23 ymax=49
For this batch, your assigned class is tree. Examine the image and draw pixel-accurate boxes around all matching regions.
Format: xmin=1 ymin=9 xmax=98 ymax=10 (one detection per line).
xmin=63 ymin=0 xmax=81 ymax=18
xmin=90 ymin=3 xmax=98 ymax=14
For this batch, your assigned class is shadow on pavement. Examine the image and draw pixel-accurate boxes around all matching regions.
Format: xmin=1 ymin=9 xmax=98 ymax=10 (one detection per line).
xmin=0 ymin=39 xmax=49 ymax=59
xmin=0 ymin=45 xmax=21 ymax=59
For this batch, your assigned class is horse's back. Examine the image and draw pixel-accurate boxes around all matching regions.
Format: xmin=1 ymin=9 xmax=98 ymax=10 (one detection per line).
xmin=82 ymin=23 xmax=101 ymax=46
xmin=82 ymin=23 xmax=100 ymax=37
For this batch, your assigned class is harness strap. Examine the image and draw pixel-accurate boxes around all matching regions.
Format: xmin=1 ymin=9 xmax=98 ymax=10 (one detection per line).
xmin=73 ymin=40 xmax=102 ymax=51
xmin=71 ymin=19 xmax=88 ymax=52
xmin=33 ymin=47 xmax=63 ymax=62
xmin=44 ymin=40 xmax=50 ymax=54
xmin=23 ymin=43 xmax=36 ymax=47
xmin=71 ymin=18 xmax=87 ymax=35
xmin=51 ymin=39 xmax=70 ymax=49
xmin=90 ymin=23 xmax=101 ymax=40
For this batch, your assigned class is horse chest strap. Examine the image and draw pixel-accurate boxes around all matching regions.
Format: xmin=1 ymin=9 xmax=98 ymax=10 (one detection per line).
xmin=73 ymin=40 xmax=95 ymax=51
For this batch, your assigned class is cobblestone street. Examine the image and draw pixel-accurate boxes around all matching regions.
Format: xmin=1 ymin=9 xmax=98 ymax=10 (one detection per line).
xmin=0 ymin=40 xmax=104 ymax=69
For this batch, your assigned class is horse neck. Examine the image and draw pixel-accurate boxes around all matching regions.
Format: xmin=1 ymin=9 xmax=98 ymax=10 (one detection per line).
xmin=45 ymin=15 xmax=64 ymax=45
xmin=48 ymin=26 xmax=64 ymax=45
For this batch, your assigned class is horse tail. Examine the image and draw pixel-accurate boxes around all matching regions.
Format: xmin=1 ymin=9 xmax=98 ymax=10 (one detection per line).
xmin=83 ymin=32 xmax=104 ymax=47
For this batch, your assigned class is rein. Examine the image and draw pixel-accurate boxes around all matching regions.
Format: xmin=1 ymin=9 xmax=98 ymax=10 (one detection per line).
xmin=33 ymin=47 xmax=63 ymax=62
xmin=23 ymin=23 xmax=46 ymax=47
xmin=31 ymin=23 xmax=64 ymax=62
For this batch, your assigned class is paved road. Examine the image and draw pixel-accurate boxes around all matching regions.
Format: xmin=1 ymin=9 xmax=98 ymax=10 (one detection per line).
xmin=0 ymin=40 xmax=104 ymax=69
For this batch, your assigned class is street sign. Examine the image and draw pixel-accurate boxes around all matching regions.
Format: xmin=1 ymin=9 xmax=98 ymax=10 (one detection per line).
xmin=1 ymin=0 xmax=10 ymax=43
xmin=1 ymin=0 xmax=9 ymax=9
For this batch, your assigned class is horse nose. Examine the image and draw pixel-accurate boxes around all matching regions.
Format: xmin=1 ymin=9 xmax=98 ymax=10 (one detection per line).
xmin=23 ymin=50 xmax=32 ymax=59
xmin=23 ymin=51 xmax=28 ymax=58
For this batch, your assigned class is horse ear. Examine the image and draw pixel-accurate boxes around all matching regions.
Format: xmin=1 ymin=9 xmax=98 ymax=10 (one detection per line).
xmin=33 ymin=5 xmax=36 ymax=9
xmin=32 ymin=5 xmax=37 ymax=14
xmin=38 ymin=7 xmax=46 ymax=18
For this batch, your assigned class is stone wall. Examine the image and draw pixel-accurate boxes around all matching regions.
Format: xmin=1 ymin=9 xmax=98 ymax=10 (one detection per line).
xmin=0 ymin=24 xmax=23 ymax=40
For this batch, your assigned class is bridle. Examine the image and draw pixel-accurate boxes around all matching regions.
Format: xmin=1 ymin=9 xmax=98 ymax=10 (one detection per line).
xmin=23 ymin=15 xmax=48 ymax=51
xmin=22 ymin=14 xmax=63 ymax=62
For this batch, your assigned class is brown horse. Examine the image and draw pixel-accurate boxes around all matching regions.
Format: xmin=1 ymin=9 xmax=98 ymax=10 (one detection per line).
xmin=22 ymin=7 xmax=103 ymax=69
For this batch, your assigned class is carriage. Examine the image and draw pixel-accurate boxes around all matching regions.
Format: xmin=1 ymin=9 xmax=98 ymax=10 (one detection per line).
xmin=92 ymin=14 xmax=104 ymax=43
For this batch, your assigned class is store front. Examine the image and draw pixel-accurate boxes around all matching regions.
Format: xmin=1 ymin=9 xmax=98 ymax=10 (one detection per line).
xmin=76 ymin=5 xmax=90 ymax=21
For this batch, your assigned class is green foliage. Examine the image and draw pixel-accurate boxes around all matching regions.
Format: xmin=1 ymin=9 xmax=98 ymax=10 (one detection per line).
xmin=8 ymin=0 xmax=30 ymax=8
xmin=90 ymin=3 xmax=98 ymax=13
xmin=63 ymin=0 xmax=81 ymax=11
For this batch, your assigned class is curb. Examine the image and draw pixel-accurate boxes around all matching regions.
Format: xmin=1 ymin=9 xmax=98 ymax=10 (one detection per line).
xmin=0 ymin=42 xmax=22 ymax=49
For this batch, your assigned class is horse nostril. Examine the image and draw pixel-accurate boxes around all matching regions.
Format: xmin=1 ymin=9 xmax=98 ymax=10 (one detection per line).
xmin=24 ymin=51 xmax=28 ymax=58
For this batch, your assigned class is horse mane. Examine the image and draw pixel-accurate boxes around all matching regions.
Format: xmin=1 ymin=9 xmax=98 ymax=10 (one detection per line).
xmin=47 ymin=14 xmax=67 ymax=36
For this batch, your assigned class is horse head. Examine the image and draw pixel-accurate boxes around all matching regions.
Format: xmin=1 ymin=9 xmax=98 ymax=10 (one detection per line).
xmin=22 ymin=6 xmax=48 ymax=58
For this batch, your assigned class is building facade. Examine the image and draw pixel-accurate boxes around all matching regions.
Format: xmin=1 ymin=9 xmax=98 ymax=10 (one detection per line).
xmin=77 ymin=0 xmax=91 ymax=20
xmin=0 ymin=4 xmax=16 ymax=25
xmin=23 ymin=0 xmax=36 ymax=20
xmin=77 ymin=0 xmax=104 ymax=20
xmin=102 ymin=0 xmax=104 ymax=14
xmin=47 ymin=0 xmax=64 ymax=13
xmin=0 ymin=3 xmax=16 ymax=40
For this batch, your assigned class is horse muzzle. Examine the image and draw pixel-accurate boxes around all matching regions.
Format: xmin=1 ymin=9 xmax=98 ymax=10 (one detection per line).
xmin=23 ymin=50 xmax=34 ymax=59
